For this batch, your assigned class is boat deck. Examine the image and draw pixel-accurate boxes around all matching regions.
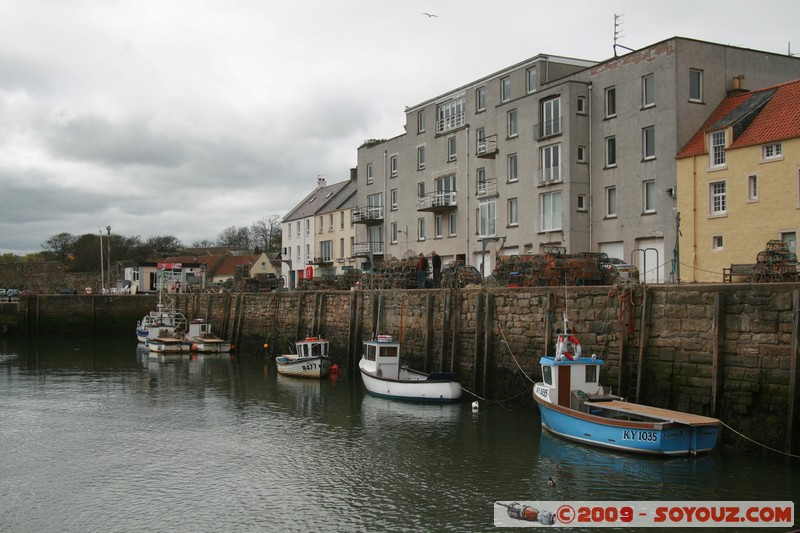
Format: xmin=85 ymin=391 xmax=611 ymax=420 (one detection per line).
xmin=583 ymin=399 xmax=720 ymax=427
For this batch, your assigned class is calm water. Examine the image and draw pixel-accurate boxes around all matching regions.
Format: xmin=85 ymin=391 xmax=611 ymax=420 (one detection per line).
xmin=0 ymin=338 xmax=797 ymax=532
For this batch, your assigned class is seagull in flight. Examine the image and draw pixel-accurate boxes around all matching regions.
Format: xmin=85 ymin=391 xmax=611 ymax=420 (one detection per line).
xmin=422 ymin=12 xmax=438 ymax=18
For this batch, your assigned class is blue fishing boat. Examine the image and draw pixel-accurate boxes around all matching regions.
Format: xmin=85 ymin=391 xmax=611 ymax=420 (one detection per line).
xmin=533 ymin=316 xmax=721 ymax=456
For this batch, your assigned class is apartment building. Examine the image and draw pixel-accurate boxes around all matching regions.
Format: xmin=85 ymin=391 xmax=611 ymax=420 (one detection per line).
xmin=353 ymin=37 xmax=800 ymax=282
xmin=676 ymin=78 xmax=800 ymax=282
xmin=281 ymin=175 xmax=356 ymax=288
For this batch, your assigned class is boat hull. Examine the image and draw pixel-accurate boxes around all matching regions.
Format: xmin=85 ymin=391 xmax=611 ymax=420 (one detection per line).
xmin=359 ymin=359 xmax=462 ymax=402
xmin=145 ymin=338 xmax=193 ymax=354
xmin=275 ymin=356 xmax=331 ymax=378
xmin=186 ymin=339 xmax=232 ymax=353
xmin=534 ymin=396 xmax=720 ymax=456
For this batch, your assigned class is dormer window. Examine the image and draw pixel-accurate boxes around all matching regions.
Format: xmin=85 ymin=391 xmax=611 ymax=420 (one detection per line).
xmin=710 ymin=130 xmax=726 ymax=168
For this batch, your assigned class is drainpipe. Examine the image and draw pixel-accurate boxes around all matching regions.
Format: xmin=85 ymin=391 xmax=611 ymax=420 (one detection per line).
xmin=588 ymin=82 xmax=593 ymax=249
xmin=383 ymin=149 xmax=388 ymax=261
xmin=465 ymin=125 xmax=471 ymax=265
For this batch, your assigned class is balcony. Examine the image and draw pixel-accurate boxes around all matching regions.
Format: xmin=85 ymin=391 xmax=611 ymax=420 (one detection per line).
xmin=417 ymin=191 xmax=457 ymax=212
xmin=311 ymin=256 xmax=333 ymax=265
xmin=352 ymin=206 xmax=384 ymax=225
xmin=353 ymin=241 xmax=384 ymax=256
xmin=436 ymin=112 xmax=466 ymax=134
xmin=476 ymin=135 xmax=498 ymax=159
xmin=477 ymin=178 xmax=498 ymax=197
xmin=534 ymin=118 xmax=562 ymax=141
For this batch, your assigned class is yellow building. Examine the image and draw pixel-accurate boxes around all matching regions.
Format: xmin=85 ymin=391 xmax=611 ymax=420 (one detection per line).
xmin=676 ymin=79 xmax=800 ymax=282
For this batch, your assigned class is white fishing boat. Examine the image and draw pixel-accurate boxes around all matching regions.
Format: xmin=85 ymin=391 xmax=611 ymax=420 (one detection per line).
xmin=135 ymin=289 xmax=187 ymax=343
xmin=358 ymin=335 xmax=462 ymax=402
xmin=275 ymin=337 xmax=333 ymax=378
xmin=533 ymin=313 xmax=721 ymax=456
xmin=183 ymin=320 xmax=233 ymax=353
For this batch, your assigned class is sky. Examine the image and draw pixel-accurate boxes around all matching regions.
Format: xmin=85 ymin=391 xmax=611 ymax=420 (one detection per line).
xmin=1 ymin=0 xmax=799 ymax=255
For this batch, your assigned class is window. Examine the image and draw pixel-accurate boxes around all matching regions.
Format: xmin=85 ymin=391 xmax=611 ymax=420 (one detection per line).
xmin=340 ymin=211 xmax=345 ymax=229
xmin=476 ymin=167 xmax=486 ymax=194
xmin=476 ymin=86 xmax=486 ymax=112
xmin=710 ymin=130 xmax=726 ymax=168
xmin=417 ymin=181 xmax=425 ymax=198
xmin=417 ymin=110 xmax=425 ymax=133
xmin=576 ymin=96 xmax=586 ymax=114
xmin=643 ymin=126 xmax=655 ymax=160
xmin=605 ymin=87 xmax=616 ymax=117
xmin=541 ymin=144 xmax=561 ymax=183
xmin=689 ymin=69 xmax=703 ymax=102
xmin=305 ymin=219 xmax=310 ymax=236
xmin=417 ymin=145 xmax=426 ymax=170
xmin=507 ymin=109 xmax=518 ymax=137
xmin=318 ymin=216 xmax=324 ymax=234
xmin=763 ymin=143 xmax=783 ymax=160
xmin=340 ymin=238 xmax=345 ymax=257
xmin=329 ymin=213 xmax=334 ymax=231
xmin=540 ymin=191 xmax=562 ymax=231
xmin=391 ymin=221 xmax=398 ymax=242
xmin=710 ymin=181 xmax=727 ymax=215
xmin=577 ymin=145 xmax=586 ymax=163
xmin=541 ymin=97 xmax=561 ymax=137
xmin=305 ymin=244 xmax=310 ymax=263
xmin=288 ymin=224 xmax=292 ymax=238
xmin=434 ymin=214 xmax=443 ymax=238
xmin=577 ymin=194 xmax=587 ymax=211
xmin=320 ymin=240 xmax=333 ymax=262
xmin=642 ymin=74 xmax=655 ymax=107
xmin=390 ymin=188 xmax=398 ymax=210
xmin=501 ymin=77 xmax=510 ymax=102
xmin=366 ymin=163 xmax=374 ymax=184
xmin=435 ymin=174 xmax=456 ymax=205
xmin=436 ymin=97 xmax=466 ymax=133
xmin=417 ymin=218 xmax=426 ymax=240
xmin=605 ymin=136 xmax=616 ymax=167
xmin=448 ymin=136 xmax=457 ymax=161
xmin=507 ymin=153 xmax=518 ymax=182
xmin=449 ymin=213 xmax=457 ymax=236
xmin=606 ymin=186 xmax=617 ymax=217
xmin=527 ymin=66 xmax=537 ymax=93
xmin=712 ymin=235 xmax=724 ymax=250
xmin=643 ymin=180 xmax=656 ymax=213
xmin=479 ymin=201 xmax=496 ymax=237
xmin=390 ymin=155 xmax=398 ymax=177
xmin=586 ymin=365 xmax=597 ymax=383
xmin=747 ymin=175 xmax=758 ymax=201
xmin=508 ymin=198 xmax=518 ymax=226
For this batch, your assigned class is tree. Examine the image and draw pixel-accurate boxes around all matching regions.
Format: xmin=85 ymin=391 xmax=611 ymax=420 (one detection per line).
xmin=250 ymin=216 xmax=282 ymax=254
xmin=42 ymin=232 xmax=76 ymax=263
xmin=143 ymin=235 xmax=184 ymax=259
xmin=217 ymin=226 xmax=250 ymax=251
xmin=191 ymin=239 xmax=215 ymax=248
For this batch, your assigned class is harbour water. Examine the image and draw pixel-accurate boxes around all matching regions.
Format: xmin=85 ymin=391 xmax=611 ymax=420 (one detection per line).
xmin=0 ymin=337 xmax=797 ymax=532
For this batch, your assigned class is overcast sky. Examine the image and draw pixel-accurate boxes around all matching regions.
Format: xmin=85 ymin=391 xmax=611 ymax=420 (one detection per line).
xmin=1 ymin=0 xmax=798 ymax=255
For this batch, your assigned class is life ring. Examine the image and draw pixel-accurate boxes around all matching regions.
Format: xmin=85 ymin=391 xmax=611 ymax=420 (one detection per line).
xmin=556 ymin=334 xmax=582 ymax=360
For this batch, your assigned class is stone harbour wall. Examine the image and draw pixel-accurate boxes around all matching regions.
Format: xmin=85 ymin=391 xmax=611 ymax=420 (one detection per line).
xmin=2 ymin=283 xmax=799 ymax=457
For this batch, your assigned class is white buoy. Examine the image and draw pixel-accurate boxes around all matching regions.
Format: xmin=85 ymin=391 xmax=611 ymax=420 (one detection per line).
xmin=472 ymin=401 xmax=479 ymax=411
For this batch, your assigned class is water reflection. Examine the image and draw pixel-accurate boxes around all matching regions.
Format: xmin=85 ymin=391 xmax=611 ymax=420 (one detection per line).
xmin=0 ymin=338 xmax=797 ymax=532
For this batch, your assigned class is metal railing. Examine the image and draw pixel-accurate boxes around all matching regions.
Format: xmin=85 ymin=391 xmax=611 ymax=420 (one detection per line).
xmin=351 ymin=206 xmax=384 ymax=223
xmin=417 ymin=191 xmax=457 ymax=210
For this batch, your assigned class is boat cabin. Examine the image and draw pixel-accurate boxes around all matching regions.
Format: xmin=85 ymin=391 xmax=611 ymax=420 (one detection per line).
xmin=537 ymin=356 xmax=611 ymax=409
xmin=362 ymin=336 xmax=401 ymax=379
xmin=296 ymin=337 xmax=330 ymax=359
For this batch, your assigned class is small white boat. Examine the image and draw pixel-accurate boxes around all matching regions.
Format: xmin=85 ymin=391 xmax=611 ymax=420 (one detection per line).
xmin=136 ymin=289 xmax=186 ymax=343
xmin=533 ymin=314 xmax=721 ymax=456
xmin=358 ymin=335 xmax=462 ymax=402
xmin=275 ymin=337 xmax=333 ymax=378
xmin=183 ymin=320 xmax=233 ymax=353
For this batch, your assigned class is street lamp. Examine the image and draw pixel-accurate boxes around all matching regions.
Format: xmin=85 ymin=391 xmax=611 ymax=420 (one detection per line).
xmin=106 ymin=226 xmax=111 ymax=290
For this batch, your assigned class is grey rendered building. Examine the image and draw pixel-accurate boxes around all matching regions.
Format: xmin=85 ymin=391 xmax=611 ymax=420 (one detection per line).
xmin=353 ymin=37 xmax=800 ymax=282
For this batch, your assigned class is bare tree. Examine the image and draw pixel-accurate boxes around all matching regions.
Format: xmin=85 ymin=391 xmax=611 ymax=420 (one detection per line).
xmin=217 ymin=226 xmax=251 ymax=251
xmin=250 ymin=215 xmax=282 ymax=253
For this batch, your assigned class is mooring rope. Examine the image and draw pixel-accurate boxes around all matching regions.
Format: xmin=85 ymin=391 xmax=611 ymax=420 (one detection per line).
xmin=720 ymin=420 xmax=800 ymax=459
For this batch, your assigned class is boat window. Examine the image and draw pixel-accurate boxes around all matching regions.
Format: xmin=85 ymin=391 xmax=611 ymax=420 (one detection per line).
xmin=543 ymin=366 xmax=552 ymax=385
xmin=366 ymin=345 xmax=376 ymax=361
xmin=311 ymin=344 xmax=321 ymax=357
xmin=382 ymin=346 xmax=398 ymax=358
xmin=585 ymin=365 xmax=597 ymax=383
